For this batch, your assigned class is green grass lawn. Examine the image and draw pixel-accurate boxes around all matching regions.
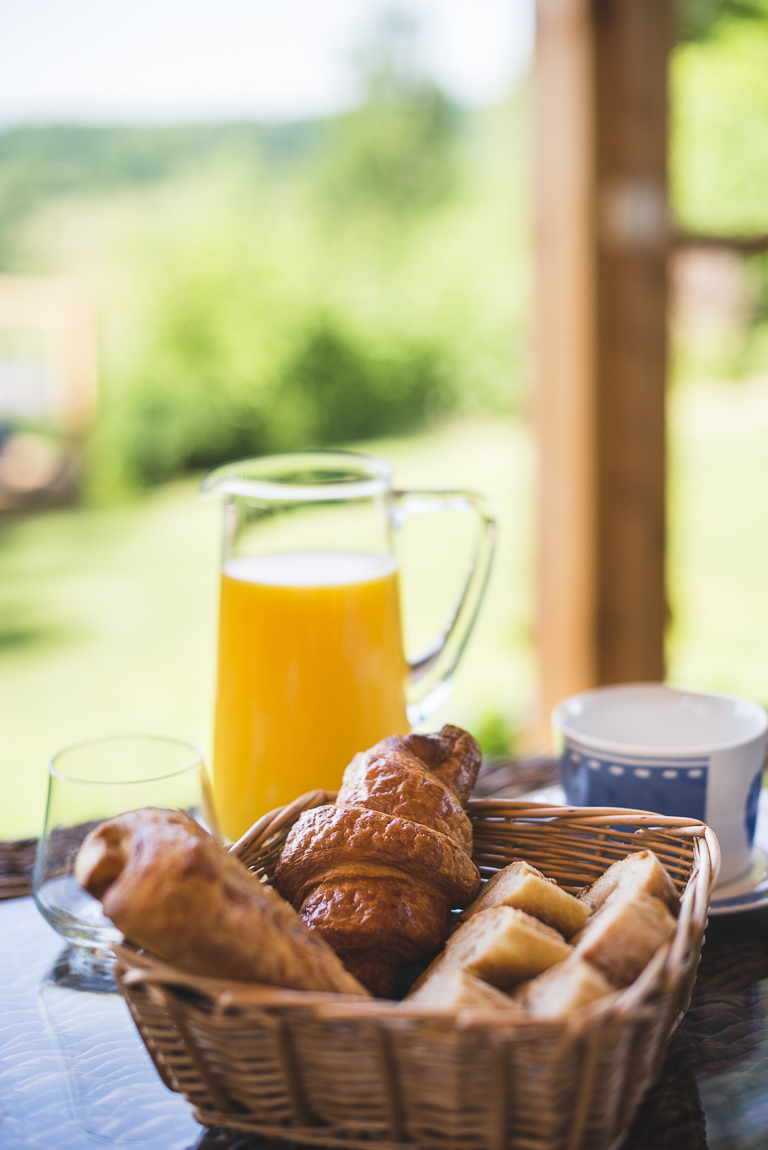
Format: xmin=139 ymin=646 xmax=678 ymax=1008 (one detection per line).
xmin=2 ymin=385 xmax=768 ymax=841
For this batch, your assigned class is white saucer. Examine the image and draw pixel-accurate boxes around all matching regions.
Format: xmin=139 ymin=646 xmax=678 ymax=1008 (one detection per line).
xmin=709 ymin=844 xmax=768 ymax=916
xmin=706 ymin=786 xmax=768 ymax=915
xmin=513 ymin=783 xmax=768 ymax=916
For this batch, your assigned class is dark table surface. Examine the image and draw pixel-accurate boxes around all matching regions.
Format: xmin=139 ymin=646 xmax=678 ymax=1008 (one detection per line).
xmin=4 ymin=895 xmax=768 ymax=1149
xmin=3 ymin=760 xmax=768 ymax=1150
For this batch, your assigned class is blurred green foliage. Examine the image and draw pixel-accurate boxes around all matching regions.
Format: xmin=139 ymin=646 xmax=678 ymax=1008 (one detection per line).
xmin=88 ymin=102 xmax=525 ymax=492
xmin=680 ymin=0 xmax=768 ymax=42
xmin=475 ymin=709 xmax=516 ymax=758
xmin=0 ymin=20 xmax=528 ymax=494
xmin=672 ymin=14 xmax=768 ymax=234
xmin=671 ymin=0 xmax=768 ymax=381
xmin=0 ymin=122 xmax=317 ymax=268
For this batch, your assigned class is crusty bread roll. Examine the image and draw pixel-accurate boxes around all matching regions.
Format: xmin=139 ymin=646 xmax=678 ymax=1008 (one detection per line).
xmin=404 ymin=851 xmax=679 ymax=1012
xmin=406 ymin=968 xmax=520 ymax=1010
xmin=75 ymin=808 xmax=367 ymax=995
xmin=460 ymin=861 xmax=591 ymax=938
xmin=512 ymin=957 xmax=615 ymax=1019
xmin=578 ymin=849 xmax=679 ymax=916
xmin=572 ymin=887 xmax=676 ymax=987
xmin=416 ymin=905 xmax=572 ymax=992
xmin=274 ymin=725 xmax=482 ymax=998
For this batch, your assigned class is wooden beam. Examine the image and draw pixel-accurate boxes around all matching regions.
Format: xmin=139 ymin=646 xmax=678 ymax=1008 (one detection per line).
xmin=534 ymin=0 xmax=670 ymax=736
xmin=534 ymin=0 xmax=598 ymax=731
xmin=594 ymin=0 xmax=670 ymax=684
xmin=673 ymin=231 xmax=768 ymax=255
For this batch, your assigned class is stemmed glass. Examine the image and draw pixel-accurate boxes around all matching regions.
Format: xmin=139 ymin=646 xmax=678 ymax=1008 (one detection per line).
xmin=33 ymin=735 xmax=215 ymax=991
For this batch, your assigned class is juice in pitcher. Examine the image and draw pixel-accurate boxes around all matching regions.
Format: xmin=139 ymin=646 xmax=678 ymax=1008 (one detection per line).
xmin=203 ymin=449 xmax=496 ymax=842
xmin=213 ymin=549 xmax=409 ymax=840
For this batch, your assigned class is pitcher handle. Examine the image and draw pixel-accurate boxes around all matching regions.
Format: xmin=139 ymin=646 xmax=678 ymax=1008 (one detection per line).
xmin=390 ymin=489 xmax=497 ymax=726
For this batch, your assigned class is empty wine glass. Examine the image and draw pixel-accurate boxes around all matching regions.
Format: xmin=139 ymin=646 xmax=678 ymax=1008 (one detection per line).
xmin=33 ymin=735 xmax=216 ymax=991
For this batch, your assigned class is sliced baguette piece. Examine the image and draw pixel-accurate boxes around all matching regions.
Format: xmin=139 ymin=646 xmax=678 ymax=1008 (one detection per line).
xmin=512 ymin=956 xmax=615 ymax=1020
xmin=459 ymin=861 xmax=591 ymax=938
xmin=572 ymin=887 xmax=676 ymax=987
xmin=420 ymin=905 xmax=572 ymax=991
xmin=578 ymin=849 xmax=680 ymax=916
xmin=405 ymin=968 xmax=521 ymax=1010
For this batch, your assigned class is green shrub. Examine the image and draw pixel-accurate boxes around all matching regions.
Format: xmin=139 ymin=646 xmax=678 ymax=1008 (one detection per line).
xmin=672 ymin=16 xmax=768 ymax=233
xmin=84 ymin=92 xmax=527 ymax=493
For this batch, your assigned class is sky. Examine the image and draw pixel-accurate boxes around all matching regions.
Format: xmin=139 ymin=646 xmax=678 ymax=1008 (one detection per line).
xmin=0 ymin=0 xmax=535 ymax=127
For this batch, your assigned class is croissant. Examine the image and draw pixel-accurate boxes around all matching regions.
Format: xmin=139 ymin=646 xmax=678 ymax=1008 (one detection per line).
xmin=274 ymin=725 xmax=482 ymax=998
xmin=75 ymin=807 xmax=367 ymax=995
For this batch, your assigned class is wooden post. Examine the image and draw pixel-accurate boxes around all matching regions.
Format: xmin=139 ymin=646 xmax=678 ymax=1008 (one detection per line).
xmin=534 ymin=0 xmax=670 ymax=738
xmin=534 ymin=0 xmax=598 ymax=729
xmin=594 ymin=0 xmax=670 ymax=685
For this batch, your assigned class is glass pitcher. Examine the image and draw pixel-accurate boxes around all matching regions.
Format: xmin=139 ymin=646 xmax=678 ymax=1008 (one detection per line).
xmin=201 ymin=450 xmax=496 ymax=841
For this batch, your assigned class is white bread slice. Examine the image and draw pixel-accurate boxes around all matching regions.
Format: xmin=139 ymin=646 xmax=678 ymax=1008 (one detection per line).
xmin=512 ymin=956 xmax=615 ymax=1019
xmin=578 ymin=850 xmax=679 ymax=916
xmin=460 ymin=861 xmax=591 ymax=938
xmin=572 ymin=888 xmax=676 ymax=987
xmin=405 ymin=968 xmax=521 ymax=1009
xmin=426 ymin=905 xmax=572 ymax=991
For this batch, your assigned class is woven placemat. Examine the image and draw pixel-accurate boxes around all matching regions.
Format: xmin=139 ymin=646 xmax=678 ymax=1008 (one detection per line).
xmin=0 ymin=837 xmax=36 ymax=900
xmin=0 ymin=756 xmax=560 ymax=903
xmin=473 ymin=751 xmax=559 ymax=798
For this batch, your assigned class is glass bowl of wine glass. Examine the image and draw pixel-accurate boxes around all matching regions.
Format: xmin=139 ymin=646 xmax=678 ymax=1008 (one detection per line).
xmin=32 ymin=735 xmax=216 ymax=991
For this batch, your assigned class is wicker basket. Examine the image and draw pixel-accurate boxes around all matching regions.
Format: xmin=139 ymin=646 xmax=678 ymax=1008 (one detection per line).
xmin=116 ymin=792 xmax=720 ymax=1150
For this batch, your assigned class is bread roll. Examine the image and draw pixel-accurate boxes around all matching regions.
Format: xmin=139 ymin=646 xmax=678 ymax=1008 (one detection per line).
xmin=572 ymin=888 xmax=676 ymax=987
xmin=460 ymin=861 xmax=591 ymax=938
xmin=75 ymin=807 xmax=368 ymax=995
xmin=406 ymin=968 xmax=520 ymax=1010
xmin=417 ymin=905 xmax=572 ymax=992
xmin=512 ymin=957 xmax=615 ymax=1019
xmin=579 ymin=849 xmax=679 ymax=916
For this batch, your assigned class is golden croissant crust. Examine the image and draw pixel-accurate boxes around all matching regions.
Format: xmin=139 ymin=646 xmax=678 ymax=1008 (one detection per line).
xmin=381 ymin=727 xmax=481 ymax=806
xmin=274 ymin=724 xmax=482 ymax=997
xmin=339 ymin=744 xmax=474 ymax=852
xmin=75 ymin=807 xmax=367 ymax=995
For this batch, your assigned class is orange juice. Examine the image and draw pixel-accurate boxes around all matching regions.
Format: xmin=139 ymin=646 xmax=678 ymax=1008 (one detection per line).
xmin=212 ymin=550 xmax=410 ymax=840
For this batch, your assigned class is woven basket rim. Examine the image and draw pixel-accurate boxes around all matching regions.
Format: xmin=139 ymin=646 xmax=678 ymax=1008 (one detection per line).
xmin=116 ymin=939 xmax=665 ymax=1032
xmin=116 ymin=795 xmax=719 ymax=1033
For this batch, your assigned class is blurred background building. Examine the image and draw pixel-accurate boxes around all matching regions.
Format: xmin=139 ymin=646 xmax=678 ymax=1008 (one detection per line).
xmin=0 ymin=274 xmax=97 ymax=507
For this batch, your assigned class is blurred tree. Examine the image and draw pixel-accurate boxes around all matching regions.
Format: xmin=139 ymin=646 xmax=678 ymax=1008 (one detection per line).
xmin=317 ymin=9 xmax=461 ymax=218
xmin=672 ymin=0 xmax=768 ymax=379
xmin=680 ymin=0 xmax=768 ymax=41
xmin=672 ymin=5 xmax=768 ymax=233
xmin=0 ymin=123 xmax=317 ymax=270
